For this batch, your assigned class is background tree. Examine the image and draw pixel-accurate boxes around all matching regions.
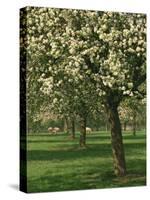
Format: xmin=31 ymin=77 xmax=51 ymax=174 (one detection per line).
xmin=119 ymin=97 xmax=146 ymax=135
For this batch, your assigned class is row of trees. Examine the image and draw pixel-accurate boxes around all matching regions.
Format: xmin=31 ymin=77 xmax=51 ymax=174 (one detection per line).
xmin=20 ymin=7 xmax=146 ymax=176
xmin=28 ymin=100 xmax=146 ymax=135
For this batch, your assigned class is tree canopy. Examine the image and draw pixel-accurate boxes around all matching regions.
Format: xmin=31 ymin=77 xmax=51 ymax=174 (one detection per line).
xmin=21 ymin=8 xmax=146 ymax=118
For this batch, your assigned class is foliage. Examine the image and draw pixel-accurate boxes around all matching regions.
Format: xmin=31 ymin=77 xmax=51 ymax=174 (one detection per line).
xmin=21 ymin=7 xmax=146 ymax=121
xmin=119 ymin=97 xmax=146 ymax=128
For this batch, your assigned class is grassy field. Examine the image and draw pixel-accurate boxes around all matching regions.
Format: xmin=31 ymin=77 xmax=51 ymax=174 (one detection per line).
xmin=26 ymin=131 xmax=146 ymax=193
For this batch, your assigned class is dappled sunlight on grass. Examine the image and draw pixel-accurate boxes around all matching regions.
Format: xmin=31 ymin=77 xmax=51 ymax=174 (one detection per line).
xmin=26 ymin=131 xmax=146 ymax=192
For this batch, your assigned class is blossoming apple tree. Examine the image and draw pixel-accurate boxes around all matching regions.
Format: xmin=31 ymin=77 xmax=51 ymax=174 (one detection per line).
xmin=23 ymin=7 xmax=146 ymax=176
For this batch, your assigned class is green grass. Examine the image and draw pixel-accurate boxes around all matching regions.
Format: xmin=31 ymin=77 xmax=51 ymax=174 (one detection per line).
xmin=26 ymin=131 xmax=146 ymax=193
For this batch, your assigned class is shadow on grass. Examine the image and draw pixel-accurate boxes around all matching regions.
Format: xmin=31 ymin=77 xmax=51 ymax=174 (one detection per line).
xmin=127 ymin=158 xmax=146 ymax=175
xmin=27 ymin=165 xmax=116 ymax=193
xmin=86 ymin=135 xmax=111 ymax=140
xmin=27 ymin=160 xmax=146 ymax=193
xmin=27 ymin=136 xmax=110 ymax=144
xmin=26 ymin=133 xmax=146 ymax=192
xmin=27 ymin=141 xmax=146 ymax=162
xmin=26 ymin=133 xmax=146 ymax=144
xmin=27 ymin=134 xmax=67 ymax=137
xmin=124 ymin=142 xmax=146 ymax=155
xmin=27 ymin=143 xmax=112 ymax=161
xmin=27 ymin=139 xmax=78 ymax=144
xmin=123 ymin=134 xmax=146 ymax=140
xmin=27 ymin=135 xmax=80 ymax=143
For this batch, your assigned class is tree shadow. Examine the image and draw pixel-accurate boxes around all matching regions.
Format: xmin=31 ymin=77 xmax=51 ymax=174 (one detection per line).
xmin=27 ymin=158 xmax=146 ymax=193
xmin=27 ymin=134 xmax=67 ymax=137
xmin=123 ymin=134 xmax=146 ymax=140
xmin=27 ymin=143 xmax=112 ymax=161
xmin=27 ymin=140 xmax=146 ymax=193
xmin=87 ymin=135 xmax=111 ymax=140
xmin=27 ymin=137 xmax=109 ymax=144
xmin=124 ymin=142 xmax=146 ymax=151
xmin=27 ymin=164 xmax=115 ymax=193
xmin=27 ymin=140 xmax=146 ymax=162
xmin=27 ymin=139 xmax=76 ymax=143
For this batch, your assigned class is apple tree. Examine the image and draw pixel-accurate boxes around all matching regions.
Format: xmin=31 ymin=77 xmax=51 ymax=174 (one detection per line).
xmin=23 ymin=7 xmax=146 ymax=176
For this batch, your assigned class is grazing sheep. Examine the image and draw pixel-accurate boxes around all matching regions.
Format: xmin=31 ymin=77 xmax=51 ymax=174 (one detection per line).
xmin=86 ymin=127 xmax=92 ymax=134
xmin=48 ymin=127 xmax=53 ymax=133
xmin=48 ymin=127 xmax=60 ymax=135
xmin=52 ymin=127 xmax=60 ymax=135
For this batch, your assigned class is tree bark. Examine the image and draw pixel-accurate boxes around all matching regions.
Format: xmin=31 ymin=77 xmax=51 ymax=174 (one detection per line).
xmin=64 ymin=117 xmax=70 ymax=134
xmin=133 ymin=111 xmax=136 ymax=136
xmin=106 ymin=104 xmax=126 ymax=176
xmin=64 ymin=116 xmax=76 ymax=139
xmin=79 ymin=116 xmax=86 ymax=147
xmin=124 ymin=122 xmax=127 ymax=131
xmin=105 ymin=121 xmax=109 ymax=132
xmin=71 ymin=118 xmax=75 ymax=139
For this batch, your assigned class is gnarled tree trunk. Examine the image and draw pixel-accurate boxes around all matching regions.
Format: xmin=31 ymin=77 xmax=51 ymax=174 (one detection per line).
xmin=106 ymin=104 xmax=126 ymax=176
xmin=79 ymin=116 xmax=86 ymax=147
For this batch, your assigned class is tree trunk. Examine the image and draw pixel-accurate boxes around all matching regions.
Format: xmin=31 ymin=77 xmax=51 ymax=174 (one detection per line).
xmin=133 ymin=112 xmax=136 ymax=136
xmin=106 ymin=105 xmax=126 ymax=176
xmin=79 ymin=116 xmax=86 ymax=147
xmin=105 ymin=121 xmax=109 ymax=132
xmin=124 ymin=122 xmax=127 ymax=131
xmin=64 ymin=117 xmax=70 ymax=134
xmin=71 ymin=118 xmax=75 ymax=139
xmin=105 ymin=115 xmax=109 ymax=132
xmin=64 ymin=116 xmax=76 ymax=139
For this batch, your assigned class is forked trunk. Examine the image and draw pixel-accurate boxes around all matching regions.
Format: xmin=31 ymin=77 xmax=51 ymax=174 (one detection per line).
xmin=79 ymin=116 xmax=86 ymax=147
xmin=106 ymin=105 xmax=126 ymax=176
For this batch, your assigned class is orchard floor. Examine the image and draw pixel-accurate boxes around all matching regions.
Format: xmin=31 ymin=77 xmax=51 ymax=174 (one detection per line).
xmin=26 ymin=131 xmax=146 ymax=193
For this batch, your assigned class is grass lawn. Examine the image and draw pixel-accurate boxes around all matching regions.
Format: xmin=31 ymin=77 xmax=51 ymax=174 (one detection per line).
xmin=26 ymin=131 xmax=146 ymax=193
